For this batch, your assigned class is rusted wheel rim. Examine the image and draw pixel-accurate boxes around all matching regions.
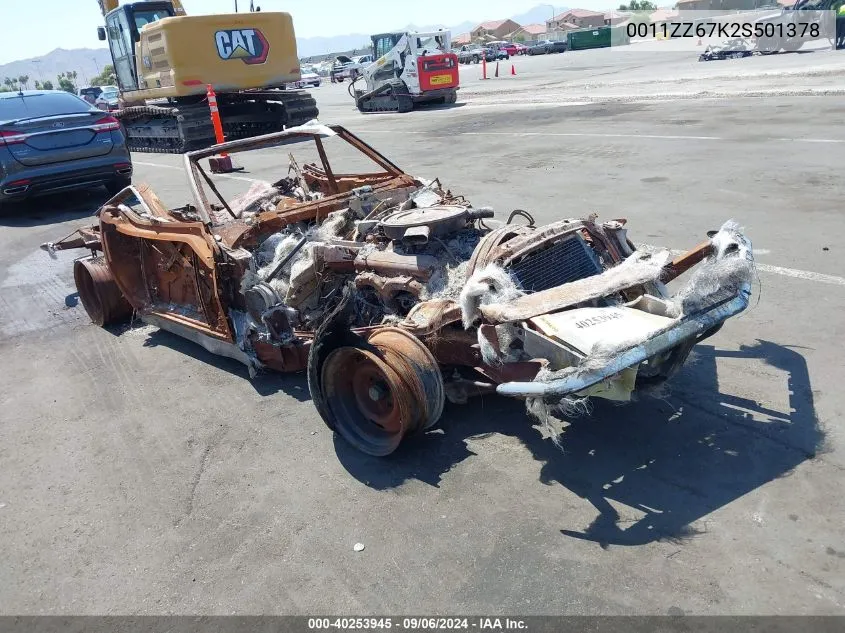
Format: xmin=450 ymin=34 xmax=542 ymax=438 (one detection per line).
xmin=320 ymin=328 xmax=445 ymax=456
xmin=73 ymin=257 xmax=133 ymax=327
xmin=368 ymin=327 xmax=445 ymax=430
xmin=322 ymin=347 xmax=409 ymax=456
xmin=350 ymin=358 xmax=402 ymax=434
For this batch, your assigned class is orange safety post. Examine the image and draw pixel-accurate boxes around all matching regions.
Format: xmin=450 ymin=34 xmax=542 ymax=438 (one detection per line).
xmin=482 ymin=57 xmax=488 ymax=79
xmin=206 ymin=84 xmax=227 ymax=157
xmin=511 ymin=64 xmax=516 ymax=76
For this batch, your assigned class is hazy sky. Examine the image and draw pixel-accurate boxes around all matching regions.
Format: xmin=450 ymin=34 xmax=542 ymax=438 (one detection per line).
xmin=0 ymin=0 xmax=617 ymax=65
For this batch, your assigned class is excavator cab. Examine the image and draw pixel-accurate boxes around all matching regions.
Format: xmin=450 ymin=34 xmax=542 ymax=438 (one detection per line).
xmin=97 ymin=1 xmax=177 ymax=92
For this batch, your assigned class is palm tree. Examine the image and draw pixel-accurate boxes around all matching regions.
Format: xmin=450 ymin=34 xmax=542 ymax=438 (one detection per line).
xmin=18 ymin=75 xmax=29 ymax=90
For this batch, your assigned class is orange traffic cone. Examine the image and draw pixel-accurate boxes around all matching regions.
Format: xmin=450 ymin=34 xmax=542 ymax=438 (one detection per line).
xmin=482 ymin=57 xmax=488 ymax=80
xmin=511 ymin=64 xmax=516 ymax=76
xmin=495 ymin=62 xmax=499 ymax=77
xmin=206 ymin=84 xmax=242 ymax=174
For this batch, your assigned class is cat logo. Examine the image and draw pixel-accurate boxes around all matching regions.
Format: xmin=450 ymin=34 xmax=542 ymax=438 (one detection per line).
xmin=215 ymin=28 xmax=269 ymax=65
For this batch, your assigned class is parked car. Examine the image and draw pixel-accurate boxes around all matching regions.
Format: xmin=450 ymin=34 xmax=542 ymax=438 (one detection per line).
xmin=488 ymin=40 xmax=517 ymax=57
xmin=78 ymin=86 xmax=102 ymax=105
xmin=301 ymin=69 xmax=322 ymax=87
xmin=288 ymin=67 xmax=322 ymax=89
xmin=548 ymin=40 xmax=567 ymax=53
xmin=95 ymin=85 xmax=120 ymax=112
xmin=0 ymin=90 xmax=132 ymax=206
xmin=330 ymin=55 xmax=360 ymax=82
xmin=527 ymin=40 xmax=551 ymax=55
xmin=479 ymin=46 xmax=500 ymax=61
xmin=331 ymin=55 xmax=372 ymax=82
xmin=513 ymin=42 xmax=529 ymax=55
xmin=456 ymin=45 xmax=487 ymax=64
xmin=527 ymin=39 xmax=566 ymax=55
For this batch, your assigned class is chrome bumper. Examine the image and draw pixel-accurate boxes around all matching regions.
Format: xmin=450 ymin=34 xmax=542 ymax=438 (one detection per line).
xmin=496 ymin=282 xmax=752 ymax=399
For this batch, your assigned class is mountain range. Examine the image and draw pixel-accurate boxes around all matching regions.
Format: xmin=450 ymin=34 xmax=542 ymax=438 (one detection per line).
xmin=0 ymin=5 xmax=570 ymax=82
xmin=0 ymin=48 xmax=113 ymax=87
xmin=295 ymin=5 xmax=567 ymax=59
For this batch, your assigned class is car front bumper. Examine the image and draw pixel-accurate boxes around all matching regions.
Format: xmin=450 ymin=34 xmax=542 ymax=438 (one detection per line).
xmin=496 ymin=281 xmax=752 ymax=399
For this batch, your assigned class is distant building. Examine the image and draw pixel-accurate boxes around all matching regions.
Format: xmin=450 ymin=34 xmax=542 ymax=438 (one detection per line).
xmin=453 ymin=32 xmax=472 ymax=46
xmin=675 ymin=0 xmax=712 ymax=9
xmin=604 ymin=10 xmax=634 ymax=25
xmin=547 ymin=9 xmax=605 ymax=31
xmin=507 ymin=23 xmax=548 ymax=41
xmin=471 ymin=19 xmax=522 ymax=40
xmin=675 ymin=0 xmax=771 ymax=10
xmin=649 ymin=8 xmax=679 ymax=26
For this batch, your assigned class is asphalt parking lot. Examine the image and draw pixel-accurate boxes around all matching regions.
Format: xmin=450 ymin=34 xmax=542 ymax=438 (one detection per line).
xmin=1 ymin=48 xmax=844 ymax=615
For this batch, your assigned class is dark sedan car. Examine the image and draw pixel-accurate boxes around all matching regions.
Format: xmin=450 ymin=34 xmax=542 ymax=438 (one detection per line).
xmin=527 ymin=40 xmax=551 ymax=55
xmin=528 ymin=39 xmax=567 ymax=55
xmin=548 ymin=40 xmax=567 ymax=53
xmin=0 ymin=90 xmax=132 ymax=206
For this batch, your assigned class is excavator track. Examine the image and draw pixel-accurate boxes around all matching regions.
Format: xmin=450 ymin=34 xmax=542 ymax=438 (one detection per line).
xmin=117 ymin=104 xmax=215 ymax=154
xmin=115 ymin=91 xmax=319 ymax=154
xmin=355 ymin=82 xmax=414 ymax=114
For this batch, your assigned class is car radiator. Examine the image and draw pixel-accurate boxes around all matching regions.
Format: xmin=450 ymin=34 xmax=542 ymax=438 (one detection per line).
xmin=507 ymin=234 xmax=603 ymax=293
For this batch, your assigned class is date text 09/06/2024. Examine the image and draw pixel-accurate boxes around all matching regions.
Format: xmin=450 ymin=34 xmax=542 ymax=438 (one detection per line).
xmin=627 ymin=20 xmax=821 ymax=39
xmin=307 ymin=618 xmax=528 ymax=631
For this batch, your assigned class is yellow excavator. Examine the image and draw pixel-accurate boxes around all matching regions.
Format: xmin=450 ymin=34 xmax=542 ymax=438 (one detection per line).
xmin=95 ymin=0 xmax=318 ymax=152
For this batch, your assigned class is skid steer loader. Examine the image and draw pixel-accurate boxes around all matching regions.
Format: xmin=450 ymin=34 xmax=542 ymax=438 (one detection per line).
xmin=349 ymin=31 xmax=459 ymax=113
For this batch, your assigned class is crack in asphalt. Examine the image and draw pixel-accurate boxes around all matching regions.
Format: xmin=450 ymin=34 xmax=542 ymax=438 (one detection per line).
xmin=177 ymin=425 xmax=227 ymax=526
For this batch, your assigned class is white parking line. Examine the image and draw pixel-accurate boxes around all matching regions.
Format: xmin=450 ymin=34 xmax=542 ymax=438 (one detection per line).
xmin=754 ymin=263 xmax=845 ymax=286
xmin=654 ymin=246 xmax=845 ymax=287
xmin=354 ymin=130 xmax=845 ymax=144
xmin=132 ymin=159 xmax=845 ymax=288
xmin=463 ymin=131 xmax=724 ymax=141
xmin=132 ymin=160 xmax=182 ymax=171
xmin=777 ymin=138 xmax=845 ymax=144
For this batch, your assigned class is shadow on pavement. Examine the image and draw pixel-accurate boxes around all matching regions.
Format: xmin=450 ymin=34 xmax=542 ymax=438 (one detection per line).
xmin=334 ymin=339 xmax=823 ymax=546
xmin=358 ymin=102 xmax=467 ymax=115
xmin=0 ymin=189 xmax=109 ymax=227
xmin=135 ymin=327 xmax=313 ymax=401
xmin=101 ymin=314 xmax=823 ymax=547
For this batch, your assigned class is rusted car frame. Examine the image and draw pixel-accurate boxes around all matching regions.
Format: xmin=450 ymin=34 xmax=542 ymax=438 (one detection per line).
xmin=44 ymin=123 xmax=755 ymax=457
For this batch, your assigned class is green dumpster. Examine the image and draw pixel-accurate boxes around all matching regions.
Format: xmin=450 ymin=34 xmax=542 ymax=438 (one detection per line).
xmin=567 ymin=26 xmax=630 ymax=51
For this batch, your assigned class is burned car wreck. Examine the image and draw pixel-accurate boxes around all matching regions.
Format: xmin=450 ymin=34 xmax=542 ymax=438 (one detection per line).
xmin=44 ymin=123 xmax=755 ymax=456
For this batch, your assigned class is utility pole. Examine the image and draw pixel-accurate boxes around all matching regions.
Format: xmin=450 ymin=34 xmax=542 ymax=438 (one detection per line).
xmin=543 ymin=4 xmax=556 ymax=30
xmin=33 ymin=59 xmax=44 ymax=81
xmin=93 ymin=57 xmax=100 ymax=74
